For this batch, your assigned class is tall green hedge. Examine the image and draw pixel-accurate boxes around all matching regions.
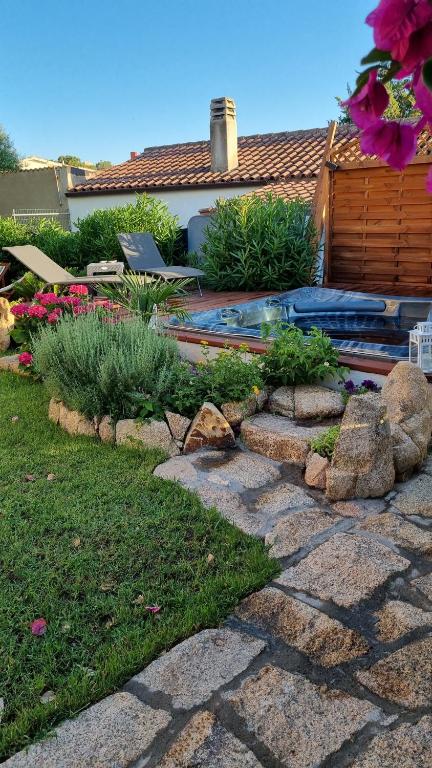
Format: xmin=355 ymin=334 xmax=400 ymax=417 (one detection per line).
xmin=202 ymin=195 xmax=317 ymax=291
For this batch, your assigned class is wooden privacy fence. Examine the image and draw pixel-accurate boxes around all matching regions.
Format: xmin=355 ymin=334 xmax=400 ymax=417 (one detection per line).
xmin=324 ymin=136 xmax=432 ymax=297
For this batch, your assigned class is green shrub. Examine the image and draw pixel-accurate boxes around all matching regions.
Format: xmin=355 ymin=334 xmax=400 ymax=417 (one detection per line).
xmin=76 ymin=195 xmax=182 ymax=267
xmin=202 ymin=195 xmax=317 ymax=291
xmin=262 ymin=322 xmax=348 ymax=387
xmin=169 ymin=343 xmax=264 ymax=417
xmin=31 ymin=219 xmax=81 ymax=269
xmin=32 ymin=314 xmax=180 ymax=419
xmin=100 ymin=271 xmax=191 ymax=323
xmin=310 ymin=425 xmax=340 ymax=459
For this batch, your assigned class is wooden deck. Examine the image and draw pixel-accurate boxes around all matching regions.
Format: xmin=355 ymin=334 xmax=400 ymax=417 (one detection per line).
xmin=182 ymin=289 xmax=277 ymax=313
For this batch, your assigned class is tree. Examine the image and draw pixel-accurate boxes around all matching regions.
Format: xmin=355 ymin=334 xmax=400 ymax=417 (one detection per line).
xmin=0 ymin=125 xmax=20 ymax=172
xmin=57 ymin=155 xmax=83 ymax=166
xmin=336 ymin=72 xmax=420 ymax=124
xmin=96 ymin=160 xmax=112 ymax=169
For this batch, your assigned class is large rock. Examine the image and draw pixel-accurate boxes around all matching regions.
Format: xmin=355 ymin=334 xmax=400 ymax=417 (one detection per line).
xmin=183 ymin=402 xmax=235 ymax=453
xmin=116 ymin=418 xmax=179 ymax=456
xmin=0 ymin=298 xmax=13 ymax=352
xmin=304 ymin=451 xmax=329 ymax=489
xmin=164 ymin=411 xmax=191 ymax=441
xmin=98 ymin=415 xmax=115 ymax=444
xmin=48 ymin=397 xmax=61 ymax=425
xmin=381 ymin=361 xmax=432 ymax=480
xmin=326 ymin=393 xmax=395 ymax=501
xmin=241 ymin=413 xmax=331 ymax=467
xmin=221 ymin=396 xmax=257 ymax=428
xmin=294 ymin=385 xmax=345 ymax=420
xmin=59 ymin=403 xmax=97 ymax=438
xmin=268 ymin=386 xmax=294 ymax=417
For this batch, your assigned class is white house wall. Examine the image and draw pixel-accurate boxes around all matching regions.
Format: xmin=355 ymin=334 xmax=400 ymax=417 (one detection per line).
xmin=67 ymin=185 xmax=259 ymax=230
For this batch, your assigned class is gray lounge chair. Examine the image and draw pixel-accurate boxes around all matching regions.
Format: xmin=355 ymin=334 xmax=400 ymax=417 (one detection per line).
xmin=1 ymin=245 xmax=130 ymax=293
xmin=117 ymin=233 xmax=204 ymax=296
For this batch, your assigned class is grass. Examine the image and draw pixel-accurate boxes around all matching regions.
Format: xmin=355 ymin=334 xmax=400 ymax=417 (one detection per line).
xmin=0 ymin=372 xmax=278 ymax=759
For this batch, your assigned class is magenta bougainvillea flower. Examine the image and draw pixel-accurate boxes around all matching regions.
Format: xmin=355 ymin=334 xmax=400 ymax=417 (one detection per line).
xmin=360 ymin=120 xmax=417 ymax=170
xmin=27 ymin=304 xmax=48 ymax=319
xmin=145 ymin=605 xmax=161 ymax=614
xmin=30 ymin=617 xmax=47 ymax=636
xmin=343 ymin=69 xmax=389 ymax=128
xmin=413 ymin=65 xmax=432 ymax=122
xmin=69 ymin=284 xmax=89 ymax=296
xmin=18 ymin=352 xmax=33 ymax=366
xmin=366 ymin=0 xmax=432 ymax=67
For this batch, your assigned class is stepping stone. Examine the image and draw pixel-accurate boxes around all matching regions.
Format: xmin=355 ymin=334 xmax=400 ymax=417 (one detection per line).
xmin=241 ymin=413 xmax=330 ymax=467
xmin=350 ymin=716 xmax=432 ymax=767
xmin=131 ymin=628 xmax=265 ymax=710
xmin=359 ymin=512 xmax=432 ymax=556
xmin=356 ymin=636 xmax=432 ymax=708
xmin=235 ymin=587 xmax=369 ymax=667
xmin=375 ymin=600 xmax=432 ymax=642
xmin=392 ymin=473 xmax=432 ymax=518
xmin=153 ymin=456 xmax=198 ymax=487
xmin=268 ymin=386 xmax=294 ymax=417
xmin=223 ymin=665 xmax=381 ymax=768
xmin=255 ymin=482 xmax=315 ymax=514
xmin=211 ymin=451 xmax=281 ymax=489
xmin=196 ymin=485 xmax=265 ymax=536
xmin=294 ymin=385 xmax=345 ymax=420
xmin=277 ymin=533 xmax=410 ymax=607
xmin=2 ymin=693 xmax=170 ymax=768
xmin=411 ymin=572 xmax=432 ymax=601
xmin=158 ymin=711 xmax=264 ymax=767
xmin=265 ymin=507 xmax=341 ymax=558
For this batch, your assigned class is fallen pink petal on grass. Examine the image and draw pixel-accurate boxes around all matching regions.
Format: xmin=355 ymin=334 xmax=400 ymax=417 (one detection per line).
xmin=145 ymin=605 xmax=161 ymax=614
xmin=31 ymin=618 xmax=47 ymax=636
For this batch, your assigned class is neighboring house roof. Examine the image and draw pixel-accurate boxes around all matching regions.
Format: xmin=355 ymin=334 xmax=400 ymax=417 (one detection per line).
xmin=20 ymin=156 xmax=63 ymax=170
xmin=68 ymin=126 xmax=357 ymax=199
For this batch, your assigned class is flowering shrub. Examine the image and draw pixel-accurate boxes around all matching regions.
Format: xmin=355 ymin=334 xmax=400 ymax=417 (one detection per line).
xmin=169 ymin=343 xmax=264 ymax=417
xmin=10 ymin=286 xmax=111 ymax=352
xmin=342 ymin=378 xmax=381 ymax=404
xmin=345 ymin=0 xmax=432 ymax=185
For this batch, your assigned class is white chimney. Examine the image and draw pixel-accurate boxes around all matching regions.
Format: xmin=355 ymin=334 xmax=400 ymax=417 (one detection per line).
xmin=210 ymin=97 xmax=238 ymax=173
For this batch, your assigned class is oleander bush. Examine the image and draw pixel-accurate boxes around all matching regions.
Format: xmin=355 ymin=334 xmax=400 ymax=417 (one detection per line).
xmin=202 ymin=195 xmax=317 ymax=291
xmin=32 ymin=313 xmax=180 ymax=419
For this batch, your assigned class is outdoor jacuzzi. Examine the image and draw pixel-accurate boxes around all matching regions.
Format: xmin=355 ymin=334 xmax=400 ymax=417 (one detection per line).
xmin=169 ymin=287 xmax=432 ymax=361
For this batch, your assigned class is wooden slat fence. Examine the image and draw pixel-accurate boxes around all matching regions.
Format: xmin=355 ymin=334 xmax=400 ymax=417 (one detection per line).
xmin=325 ymin=157 xmax=432 ymax=296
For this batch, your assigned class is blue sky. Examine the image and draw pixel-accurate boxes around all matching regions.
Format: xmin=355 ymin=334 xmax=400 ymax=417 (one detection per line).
xmin=2 ymin=0 xmax=373 ymax=165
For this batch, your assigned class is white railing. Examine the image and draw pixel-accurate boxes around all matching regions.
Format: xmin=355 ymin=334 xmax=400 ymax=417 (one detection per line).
xmin=12 ymin=208 xmax=71 ymax=230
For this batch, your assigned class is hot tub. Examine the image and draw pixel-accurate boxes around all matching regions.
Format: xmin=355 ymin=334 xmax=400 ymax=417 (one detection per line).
xmin=168 ymin=287 xmax=432 ymax=362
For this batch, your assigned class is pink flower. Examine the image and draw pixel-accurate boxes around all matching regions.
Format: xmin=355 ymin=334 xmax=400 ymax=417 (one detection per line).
xmin=73 ymin=305 xmax=88 ymax=315
xmin=413 ymin=65 xmax=432 ymax=123
xmin=366 ymin=0 xmax=432 ymax=69
xmin=145 ymin=605 xmax=161 ymax=614
xmin=28 ymin=304 xmax=48 ymax=319
xmin=31 ymin=617 xmax=47 ymax=636
xmin=47 ymin=308 xmax=62 ymax=323
xmin=69 ymin=284 xmax=89 ymax=296
xmin=343 ymin=69 xmax=389 ymax=128
xmin=18 ymin=352 xmax=33 ymax=366
xmin=34 ymin=292 xmax=59 ymax=306
xmin=10 ymin=303 xmax=30 ymax=317
xmin=360 ymin=120 xmax=417 ymax=170
xmin=58 ymin=296 xmax=82 ymax=306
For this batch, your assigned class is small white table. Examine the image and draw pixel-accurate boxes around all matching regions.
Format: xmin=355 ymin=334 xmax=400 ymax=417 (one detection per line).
xmin=86 ymin=260 xmax=124 ymax=277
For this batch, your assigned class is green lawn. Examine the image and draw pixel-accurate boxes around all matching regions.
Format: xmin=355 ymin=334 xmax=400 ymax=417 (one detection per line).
xmin=0 ymin=372 xmax=278 ymax=759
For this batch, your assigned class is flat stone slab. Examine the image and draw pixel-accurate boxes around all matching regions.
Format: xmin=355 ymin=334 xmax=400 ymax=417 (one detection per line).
xmin=3 ymin=693 xmax=170 ymax=768
xmin=294 ymin=385 xmax=345 ymax=420
xmin=254 ymin=482 xmax=315 ymax=514
xmin=277 ymin=533 xmax=410 ymax=607
xmin=392 ymin=473 xmax=432 ymax=518
xmin=211 ymin=451 xmax=281 ymax=489
xmin=412 ymin=572 xmax=432 ymax=601
xmin=332 ymin=499 xmax=386 ymax=518
xmin=235 ymin=587 xmax=369 ymax=667
xmin=265 ymin=507 xmax=341 ymax=558
xmin=375 ymin=600 xmax=432 ymax=642
xmin=131 ymin=628 xmax=265 ymax=710
xmin=356 ymin=636 xmax=432 ymax=708
xmin=350 ymin=716 xmax=432 ymax=768
xmin=359 ymin=512 xmax=432 ymax=556
xmin=153 ymin=456 xmax=198 ymax=487
xmin=241 ymin=413 xmax=330 ymax=467
xmin=197 ymin=484 xmax=265 ymax=536
xmin=224 ymin=665 xmax=380 ymax=768
xmin=158 ymin=710 xmax=264 ymax=767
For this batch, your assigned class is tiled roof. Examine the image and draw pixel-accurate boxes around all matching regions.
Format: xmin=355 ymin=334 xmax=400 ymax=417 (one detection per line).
xmin=68 ymin=126 xmax=357 ymax=196
xmin=243 ymin=178 xmax=318 ymax=202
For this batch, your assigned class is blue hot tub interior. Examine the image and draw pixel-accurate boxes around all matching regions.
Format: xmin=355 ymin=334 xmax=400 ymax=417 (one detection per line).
xmin=168 ymin=287 xmax=432 ymax=361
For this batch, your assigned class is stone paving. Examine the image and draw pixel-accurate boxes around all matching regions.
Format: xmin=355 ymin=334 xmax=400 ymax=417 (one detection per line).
xmin=4 ymin=445 xmax=432 ymax=767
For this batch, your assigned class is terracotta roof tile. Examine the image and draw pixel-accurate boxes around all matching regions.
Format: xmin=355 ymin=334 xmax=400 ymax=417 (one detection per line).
xmin=69 ymin=126 xmax=357 ymax=196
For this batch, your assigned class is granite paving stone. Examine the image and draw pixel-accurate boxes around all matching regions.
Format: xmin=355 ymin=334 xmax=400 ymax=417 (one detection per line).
xmin=196 ymin=485 xmax=266 ymax=536
xmin=375 ymin=600 xmax=432 ymax=641
xmin=223 ymin=665 xmax=380 ymax=768
xmin=350 ymin=716 xmax=432 ymax=768
xmin=356 ymin=636 xmax=432 ymax=708
xmin=2 ymin=693 xmax=171 ymax=768
xmin=412 ymin=571 xmax=432 ymax=601
xmin=235 ymin=586 xmax=369 ymax=666
xmin=153 ymin=456 xmax=198 ymax=486
xmin=359 ymin=512 xmax=432 ymax=556
xmin=157 ymin=711 xmax=264 ymax=767
xmin=210 ymin=451 xmax=281 ymax=489
xmin=276 ymin=533 xmax=410 ymax=607
xmin=131 ymin=628 xmax=265 ymax=710
xmin=254 ymin=482 xmax=315 ymax=514
xmin=392 ymin=473 xmax=432 ymax=518
xmin=265 ymin=507 xmax=341 ymax=558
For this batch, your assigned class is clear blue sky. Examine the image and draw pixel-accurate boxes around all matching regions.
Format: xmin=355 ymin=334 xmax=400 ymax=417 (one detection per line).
xmin=2 ymin=0 xmax=373 ymax=165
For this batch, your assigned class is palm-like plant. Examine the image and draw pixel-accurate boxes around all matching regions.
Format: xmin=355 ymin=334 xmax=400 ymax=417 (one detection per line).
xmin=100 ymin=271 xmax=191 ymax=324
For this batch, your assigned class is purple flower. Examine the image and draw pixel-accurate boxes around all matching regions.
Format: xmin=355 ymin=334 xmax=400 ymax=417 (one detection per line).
xmin=360 ymin=120 xmax=417 ymax=171
xmin=344 ymin=379 xmax=356 ymax=393
xmin=343 ymin=69 xmax=389 ymax=129
xmin=362 ymin=379 xmax=380 ymax=392
xmin=366 ymin=0 xmax=432 ymax=70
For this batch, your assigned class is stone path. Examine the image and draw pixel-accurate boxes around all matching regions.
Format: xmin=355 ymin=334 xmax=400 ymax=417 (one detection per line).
xmin=4 ymin=446 xmax=432 ymax=767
